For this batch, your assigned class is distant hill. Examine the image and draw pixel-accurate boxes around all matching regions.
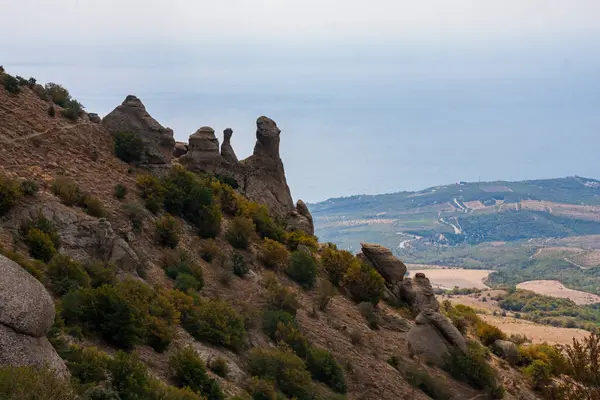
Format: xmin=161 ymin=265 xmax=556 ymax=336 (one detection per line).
xmin=309 ymin=177 xmax=600 ymax=294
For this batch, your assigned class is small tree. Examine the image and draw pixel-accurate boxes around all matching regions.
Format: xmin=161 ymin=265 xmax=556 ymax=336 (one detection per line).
xmin=342 ymin=261 xmax=385 ymax=305
xmin=114 ymin=132 xmax=145 ymax=163
xmin=287 ymin=250 xmax=317 ymax=289
xmin=155 ymin=215 xmax=180 ymax=248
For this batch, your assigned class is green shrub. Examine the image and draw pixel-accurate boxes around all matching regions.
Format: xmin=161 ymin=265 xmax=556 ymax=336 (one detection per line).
xmin=248 ymin=347 xmax=312 ymax=400
xmin=248 ymin=377 xmax=277 ymax=400
xmin=199 ymin=239 xmax=220 ymax=262
xmin=263 ymin=272 xmax=299 ymax=315
xmin=260 ymin=239 xmax=290 ymax=270
xmin=225 ymin=216 xmax=255 ymax=249
xmin=80 ymin=193 xmax=106 ymax=218
xmin=175 ymin=274 xmax=203 ymax=292
xmin=136 ymin=174 xmax=166 ymax=214
xmin=321 ymin=246 xmax=356 ymax=286
xmin=155 ymin=214 xmax=180 ymax=248
xmin=45 ymin=83 xmax=70 ymax=107
xmin=317 ymin=279 xmax=336 ymax=311
xmin=262 ymin=310 xmax=297 ymax=339
xmin=114 ymin=184 xmax=127 ymax=200
xmin=162 ymin=249 xmax=204 ymax=290
xmin=286 ymin=230 xmax=318 ymax=251
xmin=19 ymin=211 xmax=61 ymax=249
xmin=0 ymin=174 xmax=22 ymax=216
xmin=20 ymin=180 xmax=39 ymax=196
xmin=48 ymin=105 xmax=56 ymax=117
xmin=84 ymin=260 xmax=117 ymax=288
xmin=109 ymin=351 xmax=150 ymax=400
xmin=342 ymin=262 xmax=385 ymax=305
xmin=114 ymin=132 xmax=145 ymax=163
xmin=60 ymin=99 xmax=83 ymax=121
xmin=123 ymin=203 xmax=145 ymax=232
xmin=306 ymin=347 xmax=347 ymax=393
xmin=52 ymin=176 xmax=81 ymax=206
xmin=477 ymin=322 xmax=507 ymax=347
xmin=287 ymin=250 xmax=317 ymax=289
xmin=181 ymin=298 xmax=246 ymax=350
xmin=147 ymin=381 xmax=205 ymax=400
xmin=25 ymin=229 xmax=57 ymax=262
xmin=232 ymin=252 xmax=249 ymax=277
xmin=444 ymin=346 xmax=503 ymax=398
xmin=247 ymin=204 xmax=286 ymax=243
xmin=169 ymin=347 xmax=224 ymax=400
xmin=523 ymin=360 xmax=552 ymax=390
xmin=208 ymin=357 xmax=229 ymax=378
xmin=0 ymin=365 xmax=76 ymax=399
xmin=61 ymin=344 xmax=110 ymax=384
xmin=357 ymin=302 xmax=380 ymax=329
xmin=404 ymin=368 xmax=450 ymax=400
xmin=274 ymin=321 xmax=310 ymax=358
xmin=62 ymin=279 xmax=177 ymax=351
xmin=47 ymin=254 xmax=91 ymax=295
xmin=518 ymin=343 xmax=567 ymax=375
xmin=2 ymin=74 xmax=21 ymax=94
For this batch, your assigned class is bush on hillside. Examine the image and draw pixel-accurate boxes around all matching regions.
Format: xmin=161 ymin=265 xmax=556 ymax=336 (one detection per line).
xmin=2 ymin=74 xmax=21 ymax=94
xmin=0 ymin=366 xmax=76 ymax=399
xmin=80 ymin=193 xmax=106 ymax=218
xmin=247 ymin=377 xmax=277 ymax=400
xmin=263 ymin=272 xmax=300 ymax=315
xmin=274 ymin=320 xmax=310 ymax=358
xmin=60 ymin=99 xmax=84 ymax=121
xmin=83 ymin=260 xmax=117 ymax=288
xmin=306 ymin=347 xmax=347 ymax=393
xmin=44 ymin=82 xmax=70 ymax=107
xmin=247 ymin=203 xmax=286 ymax=243
xmin=60 ymin=344 xmax=110 ymax=384
xmin=232 ymin=252 xmax=249 ymax=277
xmin=114 ymin=132 xmax=145 ymax=163
xmin=46 ymin=254 xmax=91 ymax=296
xmin=108 ymin=351 xmax=150 ymax=399
xmin=321 ymin=246 xmax=356 ymax=286
xmin=357 ymin=302 xmax=380 ymax=330
xmin=161 ymin=249 xmax=204 ymax=289
xmin=0 ymin=174 xmax=22 ymax=216
xmin=318 ymin=279 xmax=336 ymax=311
xmin=47 ymin=105 xmax=56 ymax=117
xmin=208 ymin=357 xmax=229 ymax=378
xmin=444 ymin=344 xmax=504 ymax=398
xmin=19 ymin=211 xmax=61 ymax=248
xmin=477 ymin=322 xmax=506 ymax=347
xmin=198 ymin=239 xmax=220 ymax=262
xmin=287 ymin=250 xmax=317 ymax=289
xmin=260 ymin=238 xmax=291 ymax=270
xmin=136 ymin=174 xmax=166 ymax=214
xmin=262 ymin=310 xmax=297 ymax=339
xmin=52 ymin=176 xmax=81 ymax=206
xmin=24 ymin=229 xmax=57 ymax=262
xmin=225 ymin=216 xmax=255 ymax=249
xmin=20 ymin=180 xmax=39 ymax=196
xmin=248 ymin=347 xmax=312 ymax=400
xmin=169 ymin=347 xmax=224 ymax=400
xmin=403 ymin=367 xmax=450 ymax=400
xmin=342 ymin=261 xmax=385 ymax=305
xmin=123 ymin=202 xmax=145 ymax=232
xmin=181 ymin=298 xmax=246 ymax=350
xmin=286 ymin=230 xmax=318 ymax=251
xmin=114 ymin=184 xmax=127 ymax=200
xmin=155 ymin=214 xmax=180 ymax=248
xmin=523 ymin=360 xmax=553 ymax=391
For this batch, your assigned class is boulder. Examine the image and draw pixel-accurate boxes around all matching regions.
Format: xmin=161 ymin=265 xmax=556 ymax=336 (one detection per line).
xmin=493 ymin=339 xmax=520 ymax=364
xmin=400 ymin=272 xmax=440 ymax=312
xmin=221 ymin=128 xmax=238 ymax=163
xmin=286 ymin=200 xmax=315 ymax=236
xmin=102 ymin=95 xmax=175 ymax=164
xmin=182 ymin=126 xmax=222 ymax=171
xmin=0 ymin=254 xmax=55 ymax=337
xmin=407 ymin=310 xmax=467 ymax=366
xmin=173 ymin=141 xmax=188 ymax=158
xmin=360 ymin=243 xmax=407 ymax=286
xmin=88 ymin=113 xmax=101 ymax=123
xmin=380 ymin=312 xmax=412 ymax=332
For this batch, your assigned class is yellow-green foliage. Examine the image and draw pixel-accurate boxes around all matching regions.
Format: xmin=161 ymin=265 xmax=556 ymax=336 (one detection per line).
xmin=83 ymin=260 xmax=117 ymax=288
xmin=0 ymin=247 xmax=46 ymax=282
xmin=248 ymin=377 xmax=277 ymax=400
xmin=287 ymin=250 xmax=317 ymax=289
xmin=162 ymin=249 xmax=204 ymax=292
xmin=263 ymin=272 xmax=300 ymax=315
xmin=0 ymin=173 xmax=22 ymax=216
xmin=306 ymin=347 xmax=347 ymax=394
xmin=181 ymin=298 xmax=246 ymax=350
xmin=523 ymin=360 xmax=553 ymax=390
xmin=518 ymin=343 xmax=567 ymax=375
xmin=274 ymin=319 xmax=310 ymax=358
xmin=342 ymin=261 xmax=385 ymax=305
xmin=46 ymin=254 xmax=91 ymax=296
xmin=260 ymin=238 xmax=291 ymax=270
xmin=238 ymin=200 xmax=286 ymax=243
xmin=443 ymin=302 xmax=506 ymax=346
xmin=248 ymin=347 xmax=312 ymax=400
xmin=0 ymin=365 xmax=77 ymax=399
xmin=155 ymin=214 xmax=181 ymax=248
xmin=320 ymin=245 xmax=357 ymax=286
xmin=557 ymin=332 xmax=600 ymax=399
xmin=208 ymin=357 xmax=229 ymax=378
xmin=286 ymin=230 xmax=318 ymax=251
xmin=52 ymin=176 xmax=81 ymax=206
xmin=137 ymin=173 xmax=166 ymax=214
xmin=61 ymin=279 xmax=178 ymax=351
xmin=79 ymin=193 xmax=106 ymax=218
xmin=19 ymin=211 xmax=61 ymax=249
xmin=476 ymin=321 xmax=506 ymax=347
xmin=225 ymin=216 xmax=255 ymax=249
xmin=169 ymin=346 xmax=224 ymax=400
xmin=199 ymin=238 xmax=221 ymax=262
xmin=24 ymin=228 xmax=57 ymax=262
xmin=60 ymin=345 xmax=110 ymax=384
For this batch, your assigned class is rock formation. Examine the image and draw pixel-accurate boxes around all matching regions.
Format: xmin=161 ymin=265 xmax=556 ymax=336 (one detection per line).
xmin=493 ymin=339 xmax=520 ymax=364
xmin=0 ymin=254 xmax=68 ymax=376
xmin=88 ymin=113 xmax=101 ymax=123
xmin=407 ymin=310 xmax=467 ymax=366
xmin=400 ymin=272 xmax=440 ymax=312
xmin=286 ymin=200 xmax=315 ymax=236
xmin=182 ymin=127 xmax=222 ymax=172
xmin=360 ymin=242 xmax=407 ymax=286
xmin=102 ymin=95 xmax=175 ymax=164
xmin=221 ymin=128 xmax=238 ymax=163
xmin=173 ymin=141 xmax=188 ymax=158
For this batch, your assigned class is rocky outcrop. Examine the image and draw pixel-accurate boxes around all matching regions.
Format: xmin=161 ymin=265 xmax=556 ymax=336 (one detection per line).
xmin=221 ymin=128 xmax=238 ymax=163
xmin=182 ymin=127 xmax=222 ymax=172
xmin=286 ymin=200 xmax=315 ymax=236
xmin=102 ymin=95 xmax=175 ymax=164
xmin=360 ymin=243 xmax=407 ymax=286
xmin=407 ymin=310 xmax=467 ymax=366
xmin=0 ymin=254 xmax=68 ymax=376
xmin=88 ymin=113 xmax=101 ymax=123
xmin=173 ymin=141 xmax=188 ymax=158
xmin=493 ymin=340 xmax=520 ymax=364
xmin=400 ymin=273 xmax=440 ymax=312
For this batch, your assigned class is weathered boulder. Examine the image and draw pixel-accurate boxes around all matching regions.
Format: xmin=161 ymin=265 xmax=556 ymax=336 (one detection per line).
xmin=0 ymin=254 xmax=68 ymax=377
xmin=88 ymin=113 xmax=101 ymax=123
xmin=182 ymin=126 xmax=222 ymax=171
xmin=173 ymin=141 xmax=188 ymax=158
xmin=286 ymin=200 xmax=315 ymax=236
xmin=221 ymin=128 xmax=238 ymax=163
xmin=102 ymin=95 xmax=175 ymax=164
xmin=360 ymin=243 xmax=407 ymax=286
xmin=493 ymin=339 xmax=520 ymax=364
xmin=0 ymin=254 xmax=54 ymax=337
xmin=407 ymin=310 xmax=467 ymax=366
xmin=400 ymin=272 xmax=440 ymax=312
xmin=380 ymin=312 xmax=412 ymax=332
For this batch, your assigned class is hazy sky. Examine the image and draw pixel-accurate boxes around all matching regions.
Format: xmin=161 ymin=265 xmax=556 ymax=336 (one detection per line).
xmin=2 ymin=1 xmax=600 ymax=202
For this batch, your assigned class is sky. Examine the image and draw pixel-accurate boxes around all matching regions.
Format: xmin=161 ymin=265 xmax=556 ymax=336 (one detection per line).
xmin=1 ymin=1 xmax=600 ymax=202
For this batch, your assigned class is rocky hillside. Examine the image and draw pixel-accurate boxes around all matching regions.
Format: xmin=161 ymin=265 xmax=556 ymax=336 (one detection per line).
xmin=0 ymin=68 xmax=588 ymax=400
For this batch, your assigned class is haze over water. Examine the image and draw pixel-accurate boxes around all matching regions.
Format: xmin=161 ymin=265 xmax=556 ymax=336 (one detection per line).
xmin=2 ymin=1 xmax=600 ymax=202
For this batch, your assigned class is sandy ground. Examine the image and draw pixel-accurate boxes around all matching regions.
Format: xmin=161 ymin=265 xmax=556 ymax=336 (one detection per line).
xmin=480 ymin=314 xmax=589 ymax=345
xmin=408 ymin=268 xmax=492 ymax=289
xmin=516 ymin=280 xmax=600 ymax=305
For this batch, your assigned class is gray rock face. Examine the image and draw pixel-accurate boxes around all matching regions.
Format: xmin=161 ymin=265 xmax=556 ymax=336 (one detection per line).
xmin=0 ymin=324 xmax=69 ymax=377
xmin=173 ymin=141 xmax=188 ymax=158
xmin=407 ymin=310 xmax=467 ymax=366
xmin=102 ymin=95 xmax=175 ymax=164
xmin=88 ymin=113 xmax=101 ymax=123
xmin=493 ymin=339 xmax=520 ymax=364
xmin=400 ymin=273 xmax=440 ymax=312
xmin=360 ymin=243 xmax=407 ymax=286
xmin=221 ymin=128 xmax=238 ymax=163
xmin=182 ymin=126 xmax=222 ymax=171
xmin=0 ymin=254 xmax=55 ymax=337
xmin=285 ymin=200 xmax=315 ymax=236
xmin=380 ymin=312 xmax=412 ymax=332
xmin=253 ymin=116 xmax=281 ymax=158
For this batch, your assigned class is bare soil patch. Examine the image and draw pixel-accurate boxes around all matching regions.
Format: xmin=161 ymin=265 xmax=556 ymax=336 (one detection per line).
xmin=408 ymin=267 xmax=492 ymax=289
xmin=516 ymin=280 xmax=600 ymax=305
